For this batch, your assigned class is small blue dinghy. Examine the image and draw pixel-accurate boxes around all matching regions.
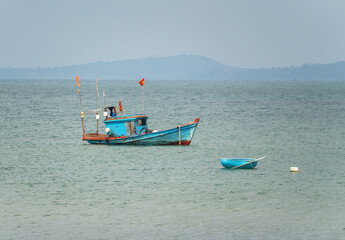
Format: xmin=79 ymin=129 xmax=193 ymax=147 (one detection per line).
xmin=220 ymin=156 xmax=267 ymax=169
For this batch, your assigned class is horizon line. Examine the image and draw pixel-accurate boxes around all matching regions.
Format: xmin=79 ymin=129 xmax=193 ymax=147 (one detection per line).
xmin=1 ymin=54 xmax=345 ymax=70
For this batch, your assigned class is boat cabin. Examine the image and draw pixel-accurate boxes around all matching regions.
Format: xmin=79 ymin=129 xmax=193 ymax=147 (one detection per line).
xmin=104 ymin=113 xmax=149 ymax=137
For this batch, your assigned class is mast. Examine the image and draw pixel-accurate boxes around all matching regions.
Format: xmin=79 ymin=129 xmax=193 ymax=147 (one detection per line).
xmin=96 ymin=78 xmax=99 ymax=135
xmin=139 ymin=78 xmax=145 ymax=114
xmin=76 ymin=76 xmax=85 ymax=136
xmin=142 ymin=84 xmax=144 ymax=114
xmin=103 ymin=90 xmax=107 ymax=108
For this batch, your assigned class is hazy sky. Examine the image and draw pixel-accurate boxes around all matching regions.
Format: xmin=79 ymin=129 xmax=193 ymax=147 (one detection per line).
xmin=1 ymin=0 xmax=345 ymax=68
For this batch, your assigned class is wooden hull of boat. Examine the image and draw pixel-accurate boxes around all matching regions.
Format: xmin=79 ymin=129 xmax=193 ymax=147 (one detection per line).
xmin=220 ymin=158 xmax=258 ymax=169
xmin=82 ymin=118 xmax=199 ymax=145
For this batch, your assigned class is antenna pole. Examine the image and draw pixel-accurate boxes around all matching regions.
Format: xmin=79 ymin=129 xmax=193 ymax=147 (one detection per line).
xmin=76 ymin=76 xmax=85 ymax=136
xmin=96 ymin=78 xmax=99 ymax=135
xmin=142 ymin=84 xmax=144 ymax=114
xmin=103 ymin=90 xmax=107 ymax=108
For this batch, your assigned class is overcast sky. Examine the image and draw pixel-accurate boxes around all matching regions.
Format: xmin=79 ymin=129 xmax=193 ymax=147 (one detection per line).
xmin=1 ymin=0 xmax=345 ymax=68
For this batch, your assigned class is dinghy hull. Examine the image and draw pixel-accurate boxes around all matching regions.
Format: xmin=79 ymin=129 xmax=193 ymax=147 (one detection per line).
xmin=220 ymin=158 xmax=258 ymax=169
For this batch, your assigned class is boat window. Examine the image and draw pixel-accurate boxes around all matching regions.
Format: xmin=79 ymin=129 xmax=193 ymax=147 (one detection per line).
xmin=141 ymin=119 xmax=147 ymax=126
xmin=126 ymin=121 xmax=136 ymax=135
xmin=137 ymin=119 xmax=147 ymax=126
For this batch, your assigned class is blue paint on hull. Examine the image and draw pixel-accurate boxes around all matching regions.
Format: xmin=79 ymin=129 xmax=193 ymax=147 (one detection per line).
xmin=85 ymin=120 xmax=199 ymax=145
xmin=220 ymin=158 xmax=258 ymax=169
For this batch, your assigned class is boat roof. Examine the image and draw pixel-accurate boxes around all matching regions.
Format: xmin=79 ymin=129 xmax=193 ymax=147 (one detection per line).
xmin=104 ymin=114 xmax=148 ymax=121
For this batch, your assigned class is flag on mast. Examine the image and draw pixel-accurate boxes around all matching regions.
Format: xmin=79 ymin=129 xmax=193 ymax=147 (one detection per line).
xmin=139 ymin=78 xmax=144 ymax=86
xmin=119 ymin=100 xmax=123 ymax=114
xmin=76 ymin=76 xmax=80 ymax=87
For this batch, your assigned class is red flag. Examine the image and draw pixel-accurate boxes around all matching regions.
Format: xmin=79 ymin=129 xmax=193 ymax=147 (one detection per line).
xmin=119 ymin=100 xmax=123 ymax=113
xmin=139 ymin=78 xmax=144 ymax=86
xmin=76 ymin=76 xmax=80 ymax=87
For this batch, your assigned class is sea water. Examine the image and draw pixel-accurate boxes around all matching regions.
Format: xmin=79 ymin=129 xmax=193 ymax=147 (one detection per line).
xmin=0 ymin=80 xmax=344 ymax=239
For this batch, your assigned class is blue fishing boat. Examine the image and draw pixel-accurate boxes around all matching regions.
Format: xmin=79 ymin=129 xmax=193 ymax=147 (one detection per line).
xmin=220 ymin=156 xmax=266 ymax=169
xmin=75 ymin=76 xmax=200 ymax=145
xmin=82 ymin=113 xmax=200 ymax=145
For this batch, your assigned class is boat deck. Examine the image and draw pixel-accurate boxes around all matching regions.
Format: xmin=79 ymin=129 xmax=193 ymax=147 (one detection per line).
xmin=82 ymin=133 xmax=124 ymax=141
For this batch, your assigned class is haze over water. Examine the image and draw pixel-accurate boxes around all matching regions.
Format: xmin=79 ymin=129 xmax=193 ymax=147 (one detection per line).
xmin=1 ymin=80 xmax=344 ymax=239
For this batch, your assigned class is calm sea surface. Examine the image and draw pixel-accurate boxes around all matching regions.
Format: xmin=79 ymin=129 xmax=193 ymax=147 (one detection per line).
xmin=0 ymin=80 xmax=345 ymax=240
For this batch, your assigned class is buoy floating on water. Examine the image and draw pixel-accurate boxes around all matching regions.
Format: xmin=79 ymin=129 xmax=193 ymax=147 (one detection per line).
xmin=290 ymin=167 xmax=299 ymax=172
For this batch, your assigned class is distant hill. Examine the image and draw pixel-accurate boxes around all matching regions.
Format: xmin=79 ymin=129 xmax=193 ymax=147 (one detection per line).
xmin=0 ymin=55 xmax=345 ymax=80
